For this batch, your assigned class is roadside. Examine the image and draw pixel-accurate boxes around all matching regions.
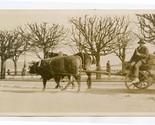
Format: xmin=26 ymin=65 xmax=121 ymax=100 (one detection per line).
xmin=1 ymin=74 xmax=125 ymax=82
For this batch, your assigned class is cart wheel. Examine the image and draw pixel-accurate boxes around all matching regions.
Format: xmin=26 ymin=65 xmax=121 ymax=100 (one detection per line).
xmin=148 ymin=76 xmax=154 ymax=86
xmin=125 ymin=70 xmax=149 ymax=92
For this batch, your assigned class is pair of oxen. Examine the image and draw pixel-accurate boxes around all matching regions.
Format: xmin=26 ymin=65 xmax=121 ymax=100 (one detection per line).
xmin=29 ymin=52 xmax=96 ymax=92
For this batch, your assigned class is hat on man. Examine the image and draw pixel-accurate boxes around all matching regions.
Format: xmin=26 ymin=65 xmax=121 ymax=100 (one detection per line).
xmin=138 ymin=38 xmax=145 ymax=44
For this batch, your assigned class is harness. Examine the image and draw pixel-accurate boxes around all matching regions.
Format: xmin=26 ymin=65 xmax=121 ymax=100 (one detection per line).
xmin=33 ymin=58 xmax=81 ymax=76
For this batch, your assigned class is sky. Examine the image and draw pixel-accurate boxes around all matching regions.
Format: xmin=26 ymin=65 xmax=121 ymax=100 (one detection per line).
xmin=0 ymin=9 xmax=155 ymax=70
xmin=1 ymin=9 xmax=155 ymax=30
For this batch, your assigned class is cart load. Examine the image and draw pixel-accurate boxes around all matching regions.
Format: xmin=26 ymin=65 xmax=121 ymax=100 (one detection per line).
xmin=147 ymin=54 xmax=155 ymax=65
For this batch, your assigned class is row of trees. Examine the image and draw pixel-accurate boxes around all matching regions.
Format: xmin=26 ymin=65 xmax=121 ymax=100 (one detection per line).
xmin=0 ymin=14 xmax=154 ymax=79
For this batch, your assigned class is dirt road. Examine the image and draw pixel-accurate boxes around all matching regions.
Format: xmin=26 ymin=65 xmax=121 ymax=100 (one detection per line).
xmin=0 ymin=80 xmax=155 ymax=116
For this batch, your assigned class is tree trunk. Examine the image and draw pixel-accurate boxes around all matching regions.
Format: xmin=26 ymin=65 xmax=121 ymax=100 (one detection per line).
xmin=0 ymin=58 xmax=6 ymax=79
xmin=122 ymin=47 xmax=126 ymax=75
xmin=96 ymin=53 xmax=101 ymax=79
xmin=13 ymin=61 xmax=17 ymax=75
xmin=122 ymin=60 xmax=125 ymax=75
xmin=121 ymin=55 xmax=126 ymax=75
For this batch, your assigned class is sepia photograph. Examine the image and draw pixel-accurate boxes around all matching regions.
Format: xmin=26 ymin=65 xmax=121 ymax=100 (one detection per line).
xmin=1 ymin=9 xmax=155 ymax=117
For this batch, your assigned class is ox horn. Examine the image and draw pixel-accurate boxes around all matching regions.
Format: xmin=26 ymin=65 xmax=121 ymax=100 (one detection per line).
xmin=28 ymin=61 xmax=36 ymax=64
xmin=38 ymin=60 xmax=42 ymax=67
xmin=90 ymin=55 xmax=96 ymax=64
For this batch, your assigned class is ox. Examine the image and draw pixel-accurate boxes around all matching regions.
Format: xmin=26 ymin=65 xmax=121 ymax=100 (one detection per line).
xmin=48 ymin=52 xmax=96 ymax=89
xmin=45 ymin=52 xmax=75 ymax=89
xmin=29 ymin=55 xmax=82 ymax=92
xmin=74 ymin=52 xmax=96 ymax=89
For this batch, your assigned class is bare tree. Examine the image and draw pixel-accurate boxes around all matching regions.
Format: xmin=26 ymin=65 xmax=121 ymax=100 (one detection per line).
xmin=9 ymin=30 xmax=27 ymax=75
xmin=136 ymin=14 xmax=155 ymax=44
xmin=111 ymin=17 xmax=135 ymax=73
xmin=69 ymin=15 xmax=128 ymax=78
xmin=0 ymin=31 xmax=14 ymax=78
xmin=22 ymin=22 xmax=68 ymax=59
xmin=68 ymin=26 xmax=86 ymax=53
xmin=112 ymin=31 xmax=135 ymax=73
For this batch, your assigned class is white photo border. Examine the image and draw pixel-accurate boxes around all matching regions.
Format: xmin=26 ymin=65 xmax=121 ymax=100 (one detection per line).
xmin=0 ymin=0 xmax=155 ymax=125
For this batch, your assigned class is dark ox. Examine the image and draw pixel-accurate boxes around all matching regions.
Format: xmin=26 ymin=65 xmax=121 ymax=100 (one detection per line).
xmin=45 ymin=52 xmax=75 ymax=88
xmin=74 ymin=52 xmax=96 ymax=89
xmin=29 ymin=55 xmax=82 ymax=92
xmin=48 ymin=52 xmax=96 ymax=89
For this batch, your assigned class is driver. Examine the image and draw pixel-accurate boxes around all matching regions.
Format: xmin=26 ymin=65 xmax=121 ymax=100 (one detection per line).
xmin=130 ymin=38 xmax=149 ymax=83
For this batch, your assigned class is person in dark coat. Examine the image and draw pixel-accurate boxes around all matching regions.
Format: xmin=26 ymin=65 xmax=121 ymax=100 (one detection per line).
xmin=106 ymin=60 xmax=111 ymax=73
xmin=22 ymin=64 xmax=26 ymax=76
xmin=130 ymin=38 xmax=149 ymax=83
xmin=7 ymin=69 xmax=10 ymax=75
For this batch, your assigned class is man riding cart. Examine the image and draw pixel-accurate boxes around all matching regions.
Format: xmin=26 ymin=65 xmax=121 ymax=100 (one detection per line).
xmin=129 ymin=38 xmax=149 ymax=84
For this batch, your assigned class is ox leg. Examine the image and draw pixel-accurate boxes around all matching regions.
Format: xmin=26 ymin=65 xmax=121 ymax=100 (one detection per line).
xmin=73 ymin=74 xmax=81 ymax=93
xmin=54 ymin=76 xmax=63 ymax=91
xmin=63 ymin=76 xmax=72 ymax=91
xmin=63 ymin=81 xmax=71 ymax=91
xmin=55 ymin=76 xmax=64 ymax=89
xmin=54 ymin=84 xmax=59 ymax=89
xmin=42 ymin=78 xmax=47 ymax=91
xmin=69 ymin=75 xmax=75 ymax=89
xmin=63 ymin=76 xmax=75 ymax=90
xmin=86 ymin=72 xmax=92 ymax=89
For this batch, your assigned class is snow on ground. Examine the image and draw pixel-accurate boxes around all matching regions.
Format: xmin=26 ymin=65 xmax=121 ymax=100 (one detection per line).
xmin=0 ymin=79 xmax=155 ymax=116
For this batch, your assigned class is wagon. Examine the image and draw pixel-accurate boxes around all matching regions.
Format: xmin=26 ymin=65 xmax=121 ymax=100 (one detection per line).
xmin=125 ymin=54 xmax=155 ymax=92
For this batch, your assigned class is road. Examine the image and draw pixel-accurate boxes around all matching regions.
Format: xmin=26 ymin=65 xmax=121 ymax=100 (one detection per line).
xmin=0 ymin=80 xmax=155 ymax=116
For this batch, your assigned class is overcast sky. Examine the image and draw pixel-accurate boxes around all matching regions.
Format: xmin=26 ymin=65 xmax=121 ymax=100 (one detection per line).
xmin=1 ymin=9 xmax=154 ymax=30
xmin=1 ymin=9 xmax=155 ymax=69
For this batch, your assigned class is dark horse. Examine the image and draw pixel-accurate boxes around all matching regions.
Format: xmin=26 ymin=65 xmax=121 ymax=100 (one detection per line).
xmin=47 ymin=52 xmax=96 ymax=89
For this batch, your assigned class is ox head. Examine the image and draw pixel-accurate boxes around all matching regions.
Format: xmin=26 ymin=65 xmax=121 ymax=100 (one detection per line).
xmin=48 ymin=52 xmax=59 ymax=58
xmin=28 ymin=61 xmax=40 ymax=74
xmin=48 ymin=52 xmax=67 ymax=58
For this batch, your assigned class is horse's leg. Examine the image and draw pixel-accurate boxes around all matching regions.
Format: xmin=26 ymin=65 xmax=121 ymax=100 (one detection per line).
xmin=86 ymin=72 xmax=92 ymax=89
xmin=42 ymin=78 xmax=47 ymax=91
xmin=73 ymin=74 xmax=81 ymax=93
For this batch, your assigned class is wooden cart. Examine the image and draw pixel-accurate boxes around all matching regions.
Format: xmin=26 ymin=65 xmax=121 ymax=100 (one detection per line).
xmin=125 ymin=54 xmax=155 ymax=92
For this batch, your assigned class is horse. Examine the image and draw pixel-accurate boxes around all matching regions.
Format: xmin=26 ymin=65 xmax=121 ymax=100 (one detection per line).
xmin=48 ymin=52 xmax=96 ymax=89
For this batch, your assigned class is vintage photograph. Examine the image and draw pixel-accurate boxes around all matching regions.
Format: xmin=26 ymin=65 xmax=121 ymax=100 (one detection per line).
xmin=0 ymin=9 xmax=155 ymax=116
